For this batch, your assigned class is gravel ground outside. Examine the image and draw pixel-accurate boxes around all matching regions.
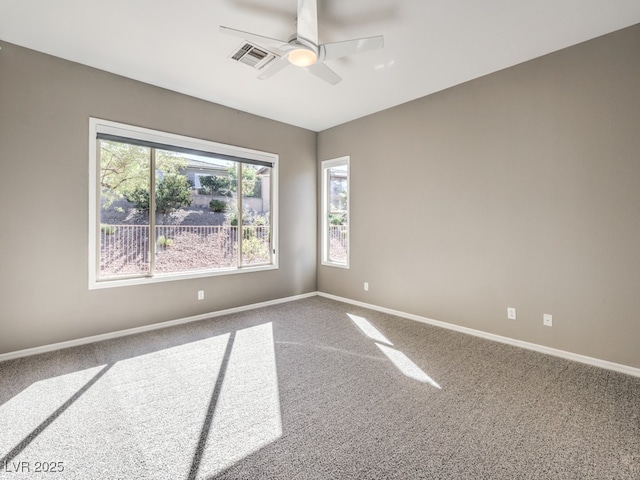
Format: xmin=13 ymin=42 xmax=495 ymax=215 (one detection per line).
xmin=101 ymin=201 xmax=227 ymax=226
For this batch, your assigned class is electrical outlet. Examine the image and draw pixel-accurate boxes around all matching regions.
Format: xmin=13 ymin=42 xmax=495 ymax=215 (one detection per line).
xmin=364 ymin=282 xmax=369 ymax=291
xmin=543 ymin=313 xmax=552 ymax=327
xmin=507 ymin=307 xmax=516 ymax=320
xmin=197 ymin=290 xmax=204 ymax=300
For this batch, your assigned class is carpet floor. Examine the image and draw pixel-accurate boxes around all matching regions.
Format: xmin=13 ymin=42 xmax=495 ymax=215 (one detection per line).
xmin=0 ymin=296 xmax=638 ymax=479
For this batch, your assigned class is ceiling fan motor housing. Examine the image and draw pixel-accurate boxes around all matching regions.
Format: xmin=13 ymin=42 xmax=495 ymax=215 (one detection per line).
xmin=287 ymin=34 xmax=319 ymax=66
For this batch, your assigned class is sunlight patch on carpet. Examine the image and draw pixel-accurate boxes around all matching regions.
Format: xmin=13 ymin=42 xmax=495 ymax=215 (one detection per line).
xmin=198 ymin=322 xmax=282 ymax=476
xmin=376 ymin=343 xmax=441 ymax=388
xmin=347 ymin=313 xmax=393 ymax=346
xmin=348 ymin=312 xmax=441 ymax=389
xmin=0 ymin=365 xmax=108 ymax=460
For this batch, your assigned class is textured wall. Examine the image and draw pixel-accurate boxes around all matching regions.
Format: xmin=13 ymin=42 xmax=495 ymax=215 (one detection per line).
xmin=0 ymin=42 xmax=317 ymax=354
xmin=318 ymin=25 xmax=640 ymax=368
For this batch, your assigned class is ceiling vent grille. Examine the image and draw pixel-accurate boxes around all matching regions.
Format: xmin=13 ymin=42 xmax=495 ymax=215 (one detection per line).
xmin=229 ymin=42 xmax=276 ymax=70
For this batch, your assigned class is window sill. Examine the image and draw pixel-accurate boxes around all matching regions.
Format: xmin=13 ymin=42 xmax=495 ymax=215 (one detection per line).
xmin=89 ymin=264 xmax=278 ymax=290
xmin=321 ymin=261 xmax=350 ymax=269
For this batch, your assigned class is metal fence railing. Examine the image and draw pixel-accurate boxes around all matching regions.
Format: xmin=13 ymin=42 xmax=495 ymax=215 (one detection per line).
xmin=100 ymin=224 xmax=270 ymax=278
xmin=328 ymin=224 xmax=348 ymax=263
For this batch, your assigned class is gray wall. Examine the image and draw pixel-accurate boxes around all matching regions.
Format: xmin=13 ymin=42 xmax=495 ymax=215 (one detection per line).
xmin=318 ymin=25 xmax=640 ymax=369
xmin=0 ymin=42 xmax=317 ymax=354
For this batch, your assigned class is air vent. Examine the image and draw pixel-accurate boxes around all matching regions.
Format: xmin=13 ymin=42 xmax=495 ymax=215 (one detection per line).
xmin=229 ymin=42 xmax=276 ymax=70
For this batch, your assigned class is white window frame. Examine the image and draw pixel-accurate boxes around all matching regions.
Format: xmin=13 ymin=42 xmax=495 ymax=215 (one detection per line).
xmin=88 ymin=118 xmax=278 ymax=289
xmin=321 ymin=156 xmax=350 ymax=268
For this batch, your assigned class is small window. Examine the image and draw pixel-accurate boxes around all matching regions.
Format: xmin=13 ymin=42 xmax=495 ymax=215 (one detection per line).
xmin=89 ymin=118 xmax=278 ymax=288
xmin=321 ymin=157 xmax=349 ymax=268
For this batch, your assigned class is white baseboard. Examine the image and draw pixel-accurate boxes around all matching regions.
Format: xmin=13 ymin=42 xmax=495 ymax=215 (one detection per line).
xmin=318 ymin=292 xmax=640 ymax=379
xmin=0 ymin=292 xmax=318 ymax=363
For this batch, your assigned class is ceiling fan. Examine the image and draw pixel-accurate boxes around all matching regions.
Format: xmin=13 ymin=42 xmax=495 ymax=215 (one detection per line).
xmin=219 ymin=0 xmax=384 ymax=85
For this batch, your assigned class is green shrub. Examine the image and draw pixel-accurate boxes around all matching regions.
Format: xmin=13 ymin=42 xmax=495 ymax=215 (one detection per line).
xmin=199 ymin=175 xmax=233 ymax=197
xmin=329 ymin=214 xmax=346 ymax=225
xmin=226 ymin=210 xmax=269 ymax=228
xmin=209 ymin=199 xmax=227 ymax=213
xmin=100 ymin=224 xmax=117 ymax=235
xmin=124 ymin=187 xmax=150 ymax=212
xmin=253 ymin=213 xmax=269 ymax=226
xmin=155 ymin=175 xmax=193 ymax=215
xmin=157 ymin=235 xmax=174 ymax=248
xmin=125 ymin=174 xmax=192 ymax=215
xmin=242 ymin=236 xmax=270 ymax=263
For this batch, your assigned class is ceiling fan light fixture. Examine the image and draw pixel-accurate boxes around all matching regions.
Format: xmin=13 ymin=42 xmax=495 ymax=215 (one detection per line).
xmin=288 ymin=47 xmax=318 ymax=67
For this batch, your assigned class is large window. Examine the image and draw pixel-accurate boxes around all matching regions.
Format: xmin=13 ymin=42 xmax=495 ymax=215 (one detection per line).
xmin=321 ymin=157 xmax=349 ymax=268
xmin=89 ymin=119 xmax=277 ymax=288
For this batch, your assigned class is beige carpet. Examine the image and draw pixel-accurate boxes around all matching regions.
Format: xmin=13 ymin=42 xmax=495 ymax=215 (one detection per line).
xmin=1 ymin=296 xmax=638 ymax=479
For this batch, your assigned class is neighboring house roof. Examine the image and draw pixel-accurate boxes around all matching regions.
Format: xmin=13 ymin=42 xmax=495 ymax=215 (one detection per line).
xmin=185 ymin=158 xmax=228 ymax=174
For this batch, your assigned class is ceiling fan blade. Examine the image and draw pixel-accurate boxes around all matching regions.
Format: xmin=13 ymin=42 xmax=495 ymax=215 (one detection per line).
xmin=320 ymin=35 xmax=384 ymax=61
xmin=219 ymin=26 xmax=289 ymax=50
xmin=258 ymin=56 xmax=290 ymax=80
xmin=297 ymin=0 xmax=318 ymax=46
xmin=305 ymin=62 xmax=341 ymax=85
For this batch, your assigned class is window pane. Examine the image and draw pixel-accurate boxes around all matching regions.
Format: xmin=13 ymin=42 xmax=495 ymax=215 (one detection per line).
xmin=328 ymin=165 xmax=348 ymax=212
xmin=99 ymin=140 xmax=151 ymax=278
xmin=327 ymin=164 xmax=348 ymax=264
xmin=241 ymin=163 xmax=271 ymax=266
xmin=154 ymin=152 xmax=237 ymax=273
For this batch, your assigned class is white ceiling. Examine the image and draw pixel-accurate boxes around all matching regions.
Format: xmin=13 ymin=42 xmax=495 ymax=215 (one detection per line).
xmin=1 ymin=1 xmax=640 ymax=132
